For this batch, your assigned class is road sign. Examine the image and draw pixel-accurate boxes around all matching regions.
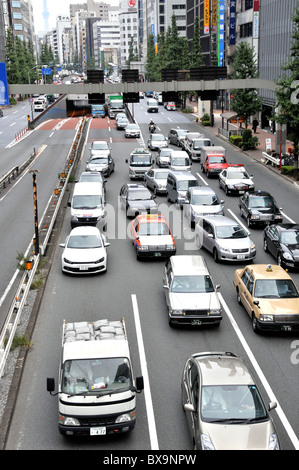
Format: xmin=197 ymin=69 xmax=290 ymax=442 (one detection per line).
xmin=28 ymin=98 xmax=33 ymax=103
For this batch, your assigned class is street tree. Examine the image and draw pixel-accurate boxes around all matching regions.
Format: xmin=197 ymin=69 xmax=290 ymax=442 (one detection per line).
xmin=273 ymin=2 xmax=299 ymax=179
xmin=230 ymin=42 xmax=262 ymax=127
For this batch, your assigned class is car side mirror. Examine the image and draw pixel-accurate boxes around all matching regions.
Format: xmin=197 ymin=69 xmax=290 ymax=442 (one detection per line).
xmin=184 ymin=403 xmax=195 ymax=413
xmin=215 ymin=284 xmax=221 ymax=291
xmin=47 ymin=377 xmax=55 ymax=393
xmin=125 ymin=159 xmax=128 ymax=163
xmin=253 ymin=300 xmax=259 ymax=306
xmin=68 ymin=202 xmax=71 ymax=207
xmin=136 ymin=376 xmax=144 ymax=392
xmin=269 ymin=401 xmax=277 ymax=411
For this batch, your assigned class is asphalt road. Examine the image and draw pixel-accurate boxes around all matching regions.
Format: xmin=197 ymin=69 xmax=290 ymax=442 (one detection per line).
xmin=3 ymin=100 xmax=299 ymax=450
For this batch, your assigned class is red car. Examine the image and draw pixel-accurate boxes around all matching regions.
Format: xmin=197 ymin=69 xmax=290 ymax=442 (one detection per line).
xmin=201 ymin=154 xmax=229 ymax=178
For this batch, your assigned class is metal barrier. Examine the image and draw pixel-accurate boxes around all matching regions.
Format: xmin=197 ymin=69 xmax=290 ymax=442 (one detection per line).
xmin=0 ymin=117 xmax=87 ymax=378
xmin=261 ymin=151 xmax=280 ymax=166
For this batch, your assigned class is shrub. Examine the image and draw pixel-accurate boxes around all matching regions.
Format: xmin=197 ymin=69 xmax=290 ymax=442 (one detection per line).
xmin=241 ymin=129 xmax=259 ymax=150
xmin=229 ymin=135 xmax=243 ymax=147
xmin=281 ymin=166 xmax=294 ymax=175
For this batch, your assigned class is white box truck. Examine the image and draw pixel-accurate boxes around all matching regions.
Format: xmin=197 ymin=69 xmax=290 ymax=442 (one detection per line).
xmin=47 ymin=318 xmax=144 ymax=437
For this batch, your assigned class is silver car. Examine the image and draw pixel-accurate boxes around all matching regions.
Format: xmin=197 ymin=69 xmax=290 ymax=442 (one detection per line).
xmin=181 ymin=351 xmax=279 ymax=450
xmin=125 ymin=123 xmax=140 ymax=138
xmin=144 ymin=168 xmax=169 ymax=195
xmin=148 ymin=133 xmax=168 ymax=150
xmin=156 ymin=147 xmax=172 ymax=167
xmin=195 ymin=215 xmax=256 ymax=263
xmin=183 ymin=186 xmax=224 ymax=228
xmin=163 ymin=255 xmax=222 ymax=326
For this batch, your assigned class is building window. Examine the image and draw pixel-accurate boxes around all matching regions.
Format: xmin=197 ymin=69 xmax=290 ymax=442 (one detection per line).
xmin=14 ymin=23 xmax=23 ymax=31
xmin=245 ymin=0 xmax=253 ymax=10
xmin=12 ymin=1 xmax=21 ymax=7
xmin=13 ymin=12 xmax=22 ymax=19
xmin=240 ymin=22 xmax=252 ymax=38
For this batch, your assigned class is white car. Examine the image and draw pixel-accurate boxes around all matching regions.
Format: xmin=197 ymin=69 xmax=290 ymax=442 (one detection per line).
xmin=60 ymin=226 xmax=110 ymax=274
xmin=125 ymin=123 xmax=141 ymax=138
xmin=89 ymin=140 xmax=111 ymax=158
xmin=219 ymin=166 xmax=255 ymax=195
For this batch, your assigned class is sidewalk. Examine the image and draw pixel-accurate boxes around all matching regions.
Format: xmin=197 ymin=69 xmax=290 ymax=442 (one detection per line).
xmin=185 ymin=99 xmax=297 ymax=185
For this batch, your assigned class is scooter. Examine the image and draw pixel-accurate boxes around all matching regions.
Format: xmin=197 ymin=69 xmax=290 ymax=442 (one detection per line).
xmin=149 ymin=123 xmax=156 ymax=133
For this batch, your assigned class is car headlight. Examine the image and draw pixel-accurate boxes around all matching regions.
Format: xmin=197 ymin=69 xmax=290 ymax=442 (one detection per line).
xmin=283 ymin=252 xmax=293 ymax=260
xmin=259 ymin=314 xmax=273 ymax=322
xmin=210 ymin=309 xmax=221 ymax=316
xmin=166 ymin=244 xmax=175 ymax=250
xmin=115 ymin=412 xmax=135 ymax=423
xmin=63 ymin=257 xmax=72 ymax=264
xmin=138 ymin=245 xmax=149 ymax=251
xmin=60 ymin=415 xmax=80 ymax=426
xmin=250 ymin=243 xmax=256 ymax=251
xmin=220 ymin=246 xmax=231 ymax=253
xmin=171 ymin=309 xmax=183 ymax=316
xmin=250 ymin=214 xmax=260 ymax=220
xmin=201 ymin=433 xmax=215 ymax=450
xmin=95 ymin=257 xmax=105 ymax=263
xmin=268 ymin=433 xmax=280 ymax=450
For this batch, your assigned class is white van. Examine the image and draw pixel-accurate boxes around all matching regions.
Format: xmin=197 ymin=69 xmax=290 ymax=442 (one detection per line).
xmin=147 ymin=99 xmax=158 ymax=113
xmin=34 ymin=99 xmax=46 ymax=112
xmin=68 ymin=182 xmax=106 ymax=231
xmin=166 ymin=171 xmax=199 ymax=208
xmin=170 ymin=150 xmax=191 ymax=172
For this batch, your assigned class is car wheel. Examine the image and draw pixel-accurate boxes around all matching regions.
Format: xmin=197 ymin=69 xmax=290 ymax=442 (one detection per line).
xmin=213 ymin=248 xmax=219 ymax=263
xmin=263 ymin=238 xmax=268 ymax=252
xmin=252 ymin=313 xmax=260 ymax=334
xmin=154 ymin=187 xmax=157 ymax=195
xmin=247 ymin=216 xmax=252 ymax=228
xmin=225 ymin=185 xmax=229 ymax=195
xmin=207 ymin=172 xmax=210 ymax=178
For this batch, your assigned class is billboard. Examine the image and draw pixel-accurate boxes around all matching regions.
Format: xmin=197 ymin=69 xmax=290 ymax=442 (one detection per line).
xmin=0 ymin=62 xmax=9 ymax=106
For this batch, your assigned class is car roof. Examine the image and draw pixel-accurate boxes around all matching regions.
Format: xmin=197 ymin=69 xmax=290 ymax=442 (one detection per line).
xmin=192 ymin=352 xmax=254 ymax=386
xmin=189 ymin=186 xmax=216 ymax=194
xmin=241 ymin=264 xmax=292 ymax=280
xmin=136 ymin=214 xmax=167 ymax=223
xmin=249 ymin=190 xmax=271 ymax=197
xmin=152 ymin=168 xmax=169 ymax=173
xmin=73 ymin=182 xmax=103 ymax=195
xmin=168 ymin=170 xmax=197 ymax=180
xmin=92 ymin=140 xmax=107 ymax=144
xmin=226 ymin=165 xmax=246 ymax=172
xmin=169 ymin=255 xmax=209 ymax=275
xmin=69 ymin=226 xmax=101 ymax=236
xmin=203 ymin=215 xmax=239 ymax=226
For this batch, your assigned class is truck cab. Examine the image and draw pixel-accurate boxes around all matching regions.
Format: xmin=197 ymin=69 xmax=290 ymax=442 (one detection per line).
xmin=47 ymin=318 xmax=144 ymax=437
xmin=126 ymin=148 xmax=154 ymax=179
xmin=201 ymin=146 xmax=228 ymax=178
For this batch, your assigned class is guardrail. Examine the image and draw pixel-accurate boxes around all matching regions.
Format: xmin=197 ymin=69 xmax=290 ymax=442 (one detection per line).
xmin=0 ymin=117 xmax=88 ymax=378
xmin=0 ymin=149 xmax=39 ymax=194
xmin=261 ymin=151 xmax=280 ymax=166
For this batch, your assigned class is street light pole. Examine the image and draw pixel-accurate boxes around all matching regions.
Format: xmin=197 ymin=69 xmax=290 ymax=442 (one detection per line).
xmin=29 ymin=170 xmax=40 ymax=256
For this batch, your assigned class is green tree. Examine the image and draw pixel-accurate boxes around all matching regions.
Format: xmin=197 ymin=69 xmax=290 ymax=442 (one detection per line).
xmin=191 ymin=17 xmax=204 ymax=67
xmin=230 ymin=42 xmax=262 ymax=127
xmin=5 ymin=28 xmax=21 ymax=84
xmin=273 ymin=3 xmax=299 ymax=179
xmin=145 ymin=34 xmax=159 ymax=81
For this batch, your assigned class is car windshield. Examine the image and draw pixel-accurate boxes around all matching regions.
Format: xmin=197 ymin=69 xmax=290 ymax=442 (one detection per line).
xmin=281 ymin=230 xmax=299 ymax=245
xmin=73 ymin=195 xmax=102 ymax=209
xmin=172 ymin=158 xmax=189 ymax=166
xmin=249 ymin=196 xmax=275 ymax=208
xmin=171 ymin=275 xmax=214 ymax=293
xmin=191 ymin=194 xmax=219 ymax=205
xmin=209 ymin=156 xmax=225 ymax=163
xmin=92 ymin=142 xmax=108 ymax=150
xmin=193 ymin=140 xmax=210 ymax=149
xmin=127 ymin=124 xmax=139 ymax=130
xmin=89 ymin=157 xmax=108 ymax=164
xmin=254 ymin=279 xmax=299 ymax=298
xmin=201 ymin=385 xmax=268 ymax=423
xmin=160 ymin=149 xmax=172 ymax=156
xmin=177 ymin=180 xmax=198 ymax=191
xmin=62 ymin=357 xmax=132 ymax=396
xmin=129 ymin=190 xmax=151 ymax=200
xmin=67 ymin=234 xmax=102 ymax=249
xmin=227 ymin=171 xmax=249 ymax=179
xmin=177 ymin=130 xmax=188 ymax=137
xmin=152 ymin=135 xmax=165 ymax=141
xmin=138 ymin=222 xmax=170 ymax=236
xmin=131 ymin=155 xmax=151 ymax=165
xmin=216 ymin=225 xmax=247 ymax=239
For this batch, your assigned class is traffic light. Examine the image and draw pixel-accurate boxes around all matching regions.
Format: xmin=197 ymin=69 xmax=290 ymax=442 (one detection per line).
xmin=189 ymin=66 xmax=227 ymax=80
xmin=123 ymin=93 xmax=139 ymax=103
xmin=162 ymin=91 xmax=179 ymax=102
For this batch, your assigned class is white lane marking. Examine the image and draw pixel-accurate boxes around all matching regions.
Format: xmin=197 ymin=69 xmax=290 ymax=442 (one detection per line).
xmin=281 ymin=211 xmax=296 ymax=223
xmin=227 ymin=208 xmax=249 ymax=233
xmin=49 ymin=132 xmax=54 ymax=138
xmin=196 ymin=172 xmax=208 ymax=186
xmin=131 ymin=294 xmax=159 ymax=450
xmin=10 ymin=122 xmax=16 ymax=127
xmin=219 ymin=293 xmax=299 ymax=450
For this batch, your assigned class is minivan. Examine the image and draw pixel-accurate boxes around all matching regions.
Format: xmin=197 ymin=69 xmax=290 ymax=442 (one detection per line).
xmin=68 ymin=182 xmax=106 ymax=231
xmin=166 ymin=171 xmax=199 ymax=207
xmin=183 ymin=133 xmax=211 ymax=161
xmin=169 ymin=150 xmax=191 ymax=172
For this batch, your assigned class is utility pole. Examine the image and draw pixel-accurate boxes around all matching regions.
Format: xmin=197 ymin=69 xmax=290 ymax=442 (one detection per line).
xmin=29 ymin=170 xmax=40 ymax=256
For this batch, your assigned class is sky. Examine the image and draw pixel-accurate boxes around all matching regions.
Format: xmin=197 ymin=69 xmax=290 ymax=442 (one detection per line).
xmin=31 ymin=0 xmax=119 ymax=35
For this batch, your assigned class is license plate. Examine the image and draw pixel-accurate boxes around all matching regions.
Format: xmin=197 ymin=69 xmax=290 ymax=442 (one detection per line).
xmin=281 ymin=325 xmax=292 ymax=331
xmin=154 ymin=252 xmax=162 ymax=257
xmin=239 ymin=191 xmax=245 ymax=194
xmin=237 ymin=254 xmax=246 ymax=259
xmin=191 ymin=319 xmax=202 ymax=325
xmin=79 ymin=265 xmax=89 ymax=271
xmin=90 ymin=427 xmax=106 ymax=435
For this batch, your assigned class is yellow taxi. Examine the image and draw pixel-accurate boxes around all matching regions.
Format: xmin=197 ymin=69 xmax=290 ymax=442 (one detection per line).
xmin=233 ymin=264 xmax=299 ymax=333
xmin=130 ymin=214 xmax=176 ymax=260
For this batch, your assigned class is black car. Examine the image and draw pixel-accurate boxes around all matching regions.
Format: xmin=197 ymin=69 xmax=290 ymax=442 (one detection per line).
xmin=168 ymin=128 xmax=188 ymax=147
xmin=0 ymin=109 xmax=3 ymax=117
xmin=119 ymin=183 xmax=158 ymax=218
xmin=263 ymin=223 xmax=299 ymax=269
xmin=239 ymin=190 xmax=283 ymax=228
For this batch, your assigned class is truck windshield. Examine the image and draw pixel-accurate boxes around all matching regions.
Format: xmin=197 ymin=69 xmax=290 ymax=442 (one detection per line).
xmin=130 ymin=155 xmax=151 ymax=166
xmin=62 ymin=357 xmax=133 ymax=395
xmin=73 ymin=195 xmax=102 ymax=209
